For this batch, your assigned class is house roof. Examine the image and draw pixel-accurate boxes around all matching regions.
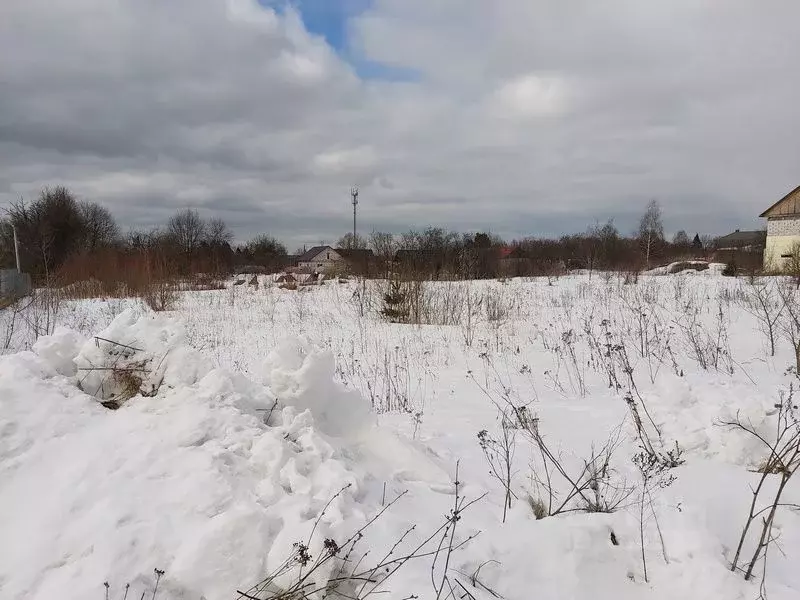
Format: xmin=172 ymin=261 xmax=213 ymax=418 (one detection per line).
xmin=760 ymin=184 xmax=800 ymax=218
xmin=715 ymin=229 xmax=766 ymax=247
xmin=335 ymin=248 xmax=375 ymax=263
xmin=296 ymin=246 xmax=332 ymax=262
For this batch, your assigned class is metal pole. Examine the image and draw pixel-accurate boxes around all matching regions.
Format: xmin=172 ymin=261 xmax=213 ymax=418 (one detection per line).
xmin=12 ymin=224 xmax=21 ymax=273
xmin=351 ymin=186 xmax=359 ymax=247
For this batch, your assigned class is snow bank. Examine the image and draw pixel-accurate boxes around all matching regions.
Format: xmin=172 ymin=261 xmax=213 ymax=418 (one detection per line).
xmin=0 ymin=315 xmax=377 ymax=600
xmin=263 ymin=337 xmax=374 ymax=438
xmin=645 ymin=261 xmax=726 ymax=275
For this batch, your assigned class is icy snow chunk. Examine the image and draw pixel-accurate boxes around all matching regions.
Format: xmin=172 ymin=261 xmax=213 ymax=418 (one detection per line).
xmin=74 ymin=309 xmax=212 ymax=405
xmin=32 ymin=327 xmax=86 ymax=376
xmin=264 ymin=338 xmax=374 ymax=438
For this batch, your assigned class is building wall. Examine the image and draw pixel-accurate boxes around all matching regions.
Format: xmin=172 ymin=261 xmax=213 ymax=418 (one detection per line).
xmin=0 ymin=269 xmax=32 ymax=298
xmin=764 ymin=217 xmax=800 ymax=270
xmin=298 ymin=259 xmax=341 ymax=273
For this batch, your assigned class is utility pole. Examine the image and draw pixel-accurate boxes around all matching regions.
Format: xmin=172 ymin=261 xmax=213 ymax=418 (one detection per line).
xmin=351 ymin=186 xmax=359 ymax=248
xmin=12 ymin=224 xmax=21 ymax=273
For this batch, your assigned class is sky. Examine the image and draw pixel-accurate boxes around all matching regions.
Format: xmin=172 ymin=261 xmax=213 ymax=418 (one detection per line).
xmin=1 ymin=0 xmax=799 ymax=249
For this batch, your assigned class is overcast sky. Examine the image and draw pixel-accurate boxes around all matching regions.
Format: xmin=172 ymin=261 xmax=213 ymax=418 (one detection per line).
xmin=1 ymin=0 xmax=798 ymax=249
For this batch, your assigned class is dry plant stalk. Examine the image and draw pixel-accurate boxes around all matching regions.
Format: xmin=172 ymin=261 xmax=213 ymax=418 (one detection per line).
xmin=722 ymin=386 xmax=800 ymax=584
xmin=236 ymin=471 xmax=484 ymax=600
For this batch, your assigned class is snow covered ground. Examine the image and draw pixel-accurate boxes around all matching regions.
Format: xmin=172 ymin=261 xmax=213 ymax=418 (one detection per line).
xmin=2 ymin=272 xmax=800 ymax=599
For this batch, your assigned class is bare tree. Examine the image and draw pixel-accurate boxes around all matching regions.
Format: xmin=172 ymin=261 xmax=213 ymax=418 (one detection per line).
xmin=672 ymin=230 xmax=689 ymax=246
xmin=243 ymin=234 xmax=287 ymax=272
xmin=167 ymin=208 xmax=205 ymax=257
xmin=337 ymin=232 xmax=367 ymax=249
xmin=369 ymin=230 xmax=397 ymax=275
xmin=638 ymin=200 xmax=664 ymax=269
xmin=6 ymin=186 xmax=86 ymax=277
xmin=205 ymin=217 xmax=233 ymax=246
xmin=79 ymin=201 xmax=120 ymax=250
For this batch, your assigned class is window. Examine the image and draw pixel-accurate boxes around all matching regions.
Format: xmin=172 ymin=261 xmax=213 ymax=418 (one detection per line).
xmin=781 ymin=254 xmax=793 ymax=259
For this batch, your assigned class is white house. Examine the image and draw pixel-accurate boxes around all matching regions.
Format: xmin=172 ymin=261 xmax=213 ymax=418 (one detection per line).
xmin=296 ymin=246 xmax=344 ymax=273
xmin=295 ymin=246 xmax=377 ymax=274
xmin=761 ymin=184 xmax=800 ymax=271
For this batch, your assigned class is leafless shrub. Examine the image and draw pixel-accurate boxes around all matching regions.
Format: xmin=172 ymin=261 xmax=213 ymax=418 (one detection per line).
xmin=557 ymin=329 xmax=587 ymax=397
xmin=461 ymin=286 xmax=483 ymax=347
xmin=778 ymin=282 xmax=800 ymax=374
xmin=632 ymin=448 xmax=676 ymax=583
xmin=623 ymin=268 xmax=640 ymax=285
xmin=237 ymin=476 xmax=483 ymax=600
xmin=1 ymin=294 xmax=30 ymax=351
xmin=24 ymin=286 xmax=62 ymax=340
xmin=673 ymin=300 xmax=733 ymax=373
xmin=291 ymin=286 xmax=309 ymax=322
xmin=104 ymin=568 xmax=165 ymax=600
xmin=142 ymin=281 xmax=178 ymax=312
xmin=722 ymin=386 xmax=800 ymax=585
xmin=527 ymin=419 xmax=633 ymax=517
xmin=470 ymin=366 xmax=632 ymax=519
xmin=484 ymin=288 xmax=508 ymax=323
xmin=740 ymin=279 xmax=784 ymax=357
xmin=350 ymin=277 xmax=379 ymax=318
xmin=477 ymin=409 xmax=517 ymax=522
xmin=337 ymin=340 xmax=433 ymax=415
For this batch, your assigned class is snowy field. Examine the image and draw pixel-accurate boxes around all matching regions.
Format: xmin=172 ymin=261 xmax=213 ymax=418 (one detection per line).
xmin=2 ymin=272 xmax=800 ymax=600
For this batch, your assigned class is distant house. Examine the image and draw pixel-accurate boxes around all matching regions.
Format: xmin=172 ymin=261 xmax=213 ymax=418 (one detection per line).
xmin=715 ymin=229 xmax=766 ymax=252
xmin=335 ymin=249 xmax=375 ymax=274
xmin=760 ymin=184 xmax=800 ymax=270
xmin=712 ymin=229 xmax=766 ymax=274
xmin=295 ymin=246 xmax=375 ymax=274
xmin=296 ymin=246 xmax=341 ymax=273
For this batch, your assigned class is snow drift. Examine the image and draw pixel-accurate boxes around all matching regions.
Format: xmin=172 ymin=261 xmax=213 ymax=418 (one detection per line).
xmin=0 ymin=311 xmax=375 ymax=600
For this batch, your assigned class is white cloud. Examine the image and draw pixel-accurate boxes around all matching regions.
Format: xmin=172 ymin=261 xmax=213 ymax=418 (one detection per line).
xmin=490 ymin=74 xmax=569 ymax=118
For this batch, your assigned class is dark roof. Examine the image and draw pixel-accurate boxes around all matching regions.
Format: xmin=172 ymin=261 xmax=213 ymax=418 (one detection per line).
xmin=296 ymin=246 xmax=331 ymax=262
xmin=335 ymin=248 xmax=375 ymax=263
xmin=715 ymin=230 xmax=766 ymax=248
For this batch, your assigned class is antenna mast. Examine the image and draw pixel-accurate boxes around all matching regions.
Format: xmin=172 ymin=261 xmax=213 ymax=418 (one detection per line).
xmin=351 ymin=186 xmax=359 ymax=247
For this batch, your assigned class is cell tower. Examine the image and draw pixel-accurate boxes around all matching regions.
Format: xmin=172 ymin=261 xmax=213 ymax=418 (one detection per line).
xmin=351 ymin=186 xmax=359 ymax=246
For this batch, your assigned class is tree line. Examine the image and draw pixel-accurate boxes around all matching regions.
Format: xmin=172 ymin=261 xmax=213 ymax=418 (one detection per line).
xmin=341 ymin=200 xmax=714 ymax=279
xmin=0 ymin=187 xmax=291 ymax=282
xmin=1 ymin=187 xmax=724 ymax=285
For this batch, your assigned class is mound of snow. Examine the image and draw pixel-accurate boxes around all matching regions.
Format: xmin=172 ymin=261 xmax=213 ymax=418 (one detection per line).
xmin=264 ymin=337 xmax=374 ymax=438
xmin=645 ymin=261 xmax=728 ymax=275
xmin=0 ymin=318 xmax=381 ymax=600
